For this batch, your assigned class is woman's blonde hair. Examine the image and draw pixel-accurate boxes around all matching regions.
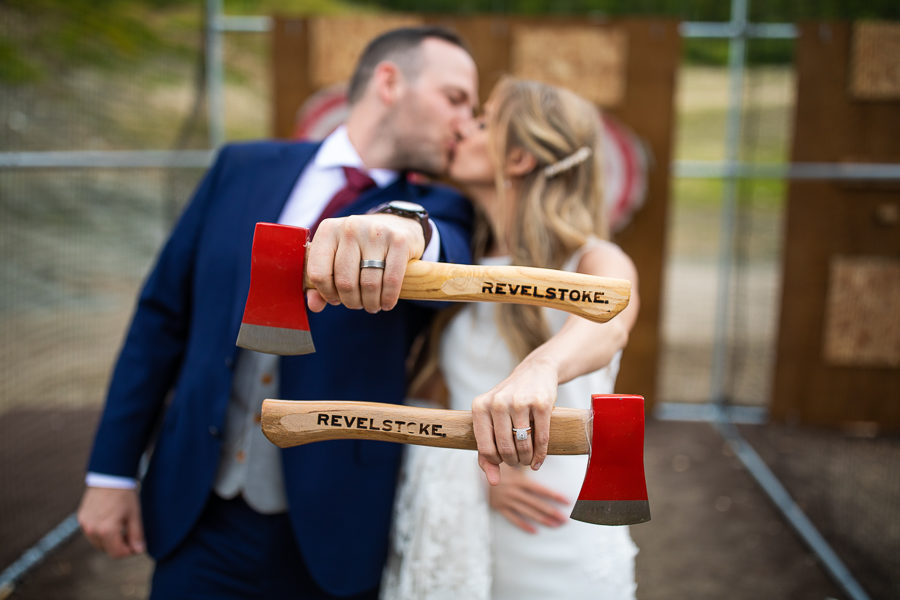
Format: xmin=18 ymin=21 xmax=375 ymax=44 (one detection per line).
xmin=407 ymin=78 xmax=608 ymax=401
xmin=478 ymin=77 xmax=609 ymax=359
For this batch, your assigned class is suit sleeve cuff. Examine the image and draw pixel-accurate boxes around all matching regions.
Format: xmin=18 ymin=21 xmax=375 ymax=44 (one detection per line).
xmin=420 ymin=219 xmax=441 ymax=262
xmin=86 ymin=472 xmax=138 ymax=490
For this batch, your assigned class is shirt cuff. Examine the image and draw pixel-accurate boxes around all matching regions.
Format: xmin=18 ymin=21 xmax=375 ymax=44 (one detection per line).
xmin=420 ymin=219 xmax=441 ymax=262
xmin=86 ymin=472 xmax=138 ymax=490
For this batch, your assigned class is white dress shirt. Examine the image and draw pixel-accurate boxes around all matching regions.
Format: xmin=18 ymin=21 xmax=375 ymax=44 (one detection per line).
xmin=278 ymin=125 xmax=441 ymax=257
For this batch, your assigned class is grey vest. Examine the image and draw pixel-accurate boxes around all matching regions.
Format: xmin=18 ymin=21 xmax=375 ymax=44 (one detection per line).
xmin=214 ymin=350 xmax=287 ymax=513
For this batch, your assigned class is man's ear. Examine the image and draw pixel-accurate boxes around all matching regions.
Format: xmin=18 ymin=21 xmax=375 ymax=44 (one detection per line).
xmin=372 ymin=61 xmax=404 ymax=105
xmin=505 ymin=147 xmax=538 ymax=177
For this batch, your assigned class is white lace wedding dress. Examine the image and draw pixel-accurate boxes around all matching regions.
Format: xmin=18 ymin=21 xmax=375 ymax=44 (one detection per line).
xmin=381 ymin=251 xmax=638 ymax=600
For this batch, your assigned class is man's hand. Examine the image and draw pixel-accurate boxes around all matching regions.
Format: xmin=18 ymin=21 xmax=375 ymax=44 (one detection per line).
xmin=305 ymin=214 xmax=425 ymax=314
xmin=77 ymin=487 xmax=145 ymax=558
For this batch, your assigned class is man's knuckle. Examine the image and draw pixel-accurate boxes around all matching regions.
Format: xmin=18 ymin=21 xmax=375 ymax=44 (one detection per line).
xmin=382 ymin=272 xmax=403 ymax=289
xmin=315 ymin=220 xmax=336 ymax=235
xmin=341 ymin=217 xmax=362 ymax=238
xmin=389 ymin=234 xmax=409 ymax=251
xmin=360 ymin=279 xmax=380 ymax=292
xmin=334 ymin=276 xmax=355 ymax=293
xmin=370 ymin=222 xmax=388 ymax=240
xmin=306 ymin=265 xmax=328 ymax=284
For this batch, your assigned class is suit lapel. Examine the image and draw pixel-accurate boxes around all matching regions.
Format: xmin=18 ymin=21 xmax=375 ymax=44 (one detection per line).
xmin=254 ymin=142 xmax=322 ymax=224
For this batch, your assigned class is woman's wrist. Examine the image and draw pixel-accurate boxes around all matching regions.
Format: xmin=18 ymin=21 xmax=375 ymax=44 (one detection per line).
xmin=518 ymin=351 xmax=561 ymax=384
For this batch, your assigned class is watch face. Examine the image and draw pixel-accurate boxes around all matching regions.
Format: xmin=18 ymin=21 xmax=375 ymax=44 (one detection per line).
xmin=389 ymin=200 xmax=425 ymax=213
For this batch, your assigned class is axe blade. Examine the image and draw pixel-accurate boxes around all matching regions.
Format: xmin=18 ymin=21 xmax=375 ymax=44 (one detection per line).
xmin=570 ymin=394 xmax=650 ymax=526
xmin=237 ymin=223 xmax=315 ymax=355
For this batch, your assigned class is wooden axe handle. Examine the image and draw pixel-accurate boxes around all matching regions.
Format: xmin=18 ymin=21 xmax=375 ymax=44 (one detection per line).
xmin=305 ymin=261 xmax=631 ymax=324
xmin=261 ymin=399 xmax=591 ymax=454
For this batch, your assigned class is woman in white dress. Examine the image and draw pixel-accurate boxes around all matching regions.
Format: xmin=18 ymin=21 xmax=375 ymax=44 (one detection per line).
xmin=382 ymin=77 xmax=641 ymax=600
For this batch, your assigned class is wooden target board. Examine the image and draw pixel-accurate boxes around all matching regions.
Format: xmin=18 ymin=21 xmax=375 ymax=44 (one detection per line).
xmin=772 ymin=22 xmax=900 ymax=432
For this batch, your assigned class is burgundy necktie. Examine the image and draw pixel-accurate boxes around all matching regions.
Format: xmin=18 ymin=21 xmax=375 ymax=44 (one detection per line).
xmin=310 ymin=166 xmax=376 ymax=236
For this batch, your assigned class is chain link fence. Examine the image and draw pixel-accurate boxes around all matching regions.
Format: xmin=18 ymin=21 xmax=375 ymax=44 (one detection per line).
xmin=1 ymin=2 xmax=898 ymax=599
xmin=0 ymin=0 xmax=212 ymax=583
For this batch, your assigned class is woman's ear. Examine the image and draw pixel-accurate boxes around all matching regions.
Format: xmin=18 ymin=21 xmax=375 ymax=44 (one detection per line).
xmin=505 ymin=147 xmax=537 ymax=177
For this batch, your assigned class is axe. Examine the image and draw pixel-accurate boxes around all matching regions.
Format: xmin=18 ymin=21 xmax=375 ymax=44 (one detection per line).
xmin=236 ymin=222 xmax=631 ymax=355
xmin=261 ymin=394 xmax=650 ymax=526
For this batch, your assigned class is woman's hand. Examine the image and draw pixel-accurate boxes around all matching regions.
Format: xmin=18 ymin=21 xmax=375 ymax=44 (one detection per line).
xmin=472 ymin=242 xmax=640 ymax=486
xmin=471 ymin=354 xmax=559 ymax=485
xmin=488 ymin=464 xmax=569 ymax=533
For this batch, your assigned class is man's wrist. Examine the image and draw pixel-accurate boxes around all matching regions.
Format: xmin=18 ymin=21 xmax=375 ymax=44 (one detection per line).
xmin=370 ymin=201 xmax=432 ymax=249
xmin=86 ymin=472 xmax=138 ymax=490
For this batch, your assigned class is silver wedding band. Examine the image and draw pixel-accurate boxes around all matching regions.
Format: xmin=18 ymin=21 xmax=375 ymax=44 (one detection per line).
xmin=359 ymin=259 xmax=386 ymax=269
xmin=513 ymin=426 xmax=532 ymax=441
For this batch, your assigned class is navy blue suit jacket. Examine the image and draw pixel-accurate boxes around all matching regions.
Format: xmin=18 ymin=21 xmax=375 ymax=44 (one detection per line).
xmin=86 ymin=140 xmax=473 ymax=596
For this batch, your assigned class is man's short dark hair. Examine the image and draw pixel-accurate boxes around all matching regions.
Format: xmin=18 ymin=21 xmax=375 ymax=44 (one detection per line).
xmin=346 ymin=26 xmax=471 ymax=104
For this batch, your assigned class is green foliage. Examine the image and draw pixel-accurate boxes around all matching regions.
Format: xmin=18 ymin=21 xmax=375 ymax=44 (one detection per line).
xmin=0 ymin=38 xmax=43 ymax=84
xmin=1 ymin=0 xmax=177 ymax=84
xmin=684 ymin=37 xmax=795 ymax=66
xmin=746 ymin=38 xmax=794 ymax=66
xmin=352 ymin=0 xmax=899 ymax=20
xmin=348 ymin=0 xmax=896 ymax=66
xmin=684 ymin=39 xmax=730 ymax=66
xmin=140 ymin=0 xmax=192 ymax=6
xmin=224 ymin=0 xmax=359 ymax=14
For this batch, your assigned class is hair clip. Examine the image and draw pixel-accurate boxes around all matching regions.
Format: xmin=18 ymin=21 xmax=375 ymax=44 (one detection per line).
xmin=543 ymin=147 xmax=592 ymax=178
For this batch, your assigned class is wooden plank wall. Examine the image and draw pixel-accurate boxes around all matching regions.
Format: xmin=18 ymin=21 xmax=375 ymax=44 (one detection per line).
xmin=271 ymin=16 xmax=680 ymax=409
xmin=772 ymin=22 xmax=900 ymax=431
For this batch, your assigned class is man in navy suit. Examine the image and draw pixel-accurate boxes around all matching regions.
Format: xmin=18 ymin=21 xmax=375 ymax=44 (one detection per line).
xmin=77 ymin=26 xmax=478 ymax=599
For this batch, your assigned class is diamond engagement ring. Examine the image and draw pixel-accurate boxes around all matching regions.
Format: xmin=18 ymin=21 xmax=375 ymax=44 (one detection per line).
xmin=513 ymin=426 xmax=532 ymax=441
xmin=359 ymin=259 xmax=386 ymax=269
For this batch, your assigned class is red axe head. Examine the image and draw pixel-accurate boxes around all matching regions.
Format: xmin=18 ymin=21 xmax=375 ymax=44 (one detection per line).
xmin=570 ymin=394 xmax=651 ymax=525
xmin=237 ymin=223 xmax=315 ymax=355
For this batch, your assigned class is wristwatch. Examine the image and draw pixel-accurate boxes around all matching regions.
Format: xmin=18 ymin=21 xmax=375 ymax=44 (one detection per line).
xmin=370 ymin=200 xmax=433 ymax=249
